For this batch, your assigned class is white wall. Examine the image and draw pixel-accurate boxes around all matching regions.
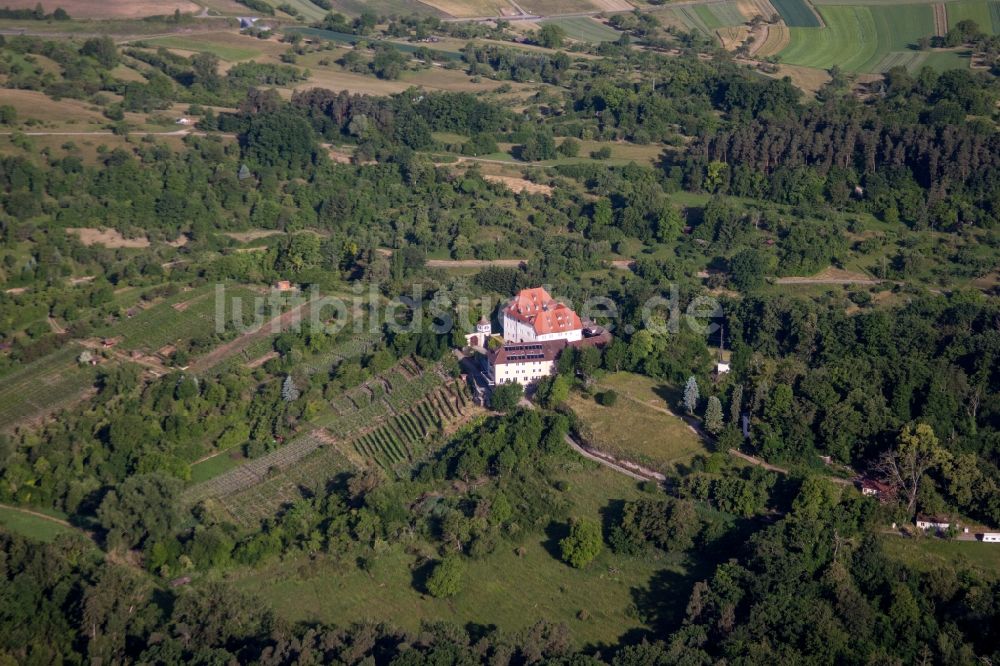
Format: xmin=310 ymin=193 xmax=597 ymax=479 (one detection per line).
xmin=502 ymin=312 xmax=581 ymax=343
xmin=502 ymin=312 xmax=537 ymax=343
xmin=490 ymin=359 xmax=555 ymax=386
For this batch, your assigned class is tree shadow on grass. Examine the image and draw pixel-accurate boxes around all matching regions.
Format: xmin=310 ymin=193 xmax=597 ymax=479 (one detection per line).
xmin=630 ymin=567 xmax=696 ymax=636
xmin=410 ymin=557 xmax=436 ymax=595
xmin=541 ymin=519 xmax=570 ymax=561
xmin=650 ymin=383 xmax=683 ymax=414
xmin=600 ymin=499 xmax=627 ymax=539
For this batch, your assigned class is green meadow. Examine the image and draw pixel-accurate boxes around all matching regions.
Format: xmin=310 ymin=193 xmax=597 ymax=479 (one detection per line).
xmin=780 ymin=3 xmax=934 ymax=71
xmin=227 ymin=463 xmax=699 ymax=647
xmin=0 ymin=506 xmax=77 ymax=543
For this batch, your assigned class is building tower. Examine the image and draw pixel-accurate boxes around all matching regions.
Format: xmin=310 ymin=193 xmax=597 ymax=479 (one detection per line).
xmin=476 ymin=316 xmax=492 ymax=339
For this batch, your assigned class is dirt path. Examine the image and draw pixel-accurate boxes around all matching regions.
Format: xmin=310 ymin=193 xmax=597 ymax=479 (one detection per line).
xmin=774 ymin=267 xmax=881 ymax=285
xmin=598 ymin=384 xmax=859 ymax=488
xmin=565 ymin=434 xmax=666 ymax=483
xmin=775 ymin=277 xmax=881 ymax=285
xmin=0 ymin=502 xmax=73 ymax=528
xmin=186 ymin=298 xmax=311 ymax=373
xmin=0 ymin=502 xmax=100 ymax=543
xmin=47 ymin=317 xmax=66 ymax=335
xmin=933 ymin=3 xmax=948 ymax=36
xmin=426 ymin=258 xmax=528 ymax=268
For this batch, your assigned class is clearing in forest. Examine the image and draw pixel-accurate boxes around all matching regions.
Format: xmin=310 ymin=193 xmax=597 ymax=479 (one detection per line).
xmin=482 ymin=174 xmax=553 ymax=195
xmin=67 ymin=227 xmax=150 ymax=248
xmin=0 ymin=505 xmax=81 ymax=543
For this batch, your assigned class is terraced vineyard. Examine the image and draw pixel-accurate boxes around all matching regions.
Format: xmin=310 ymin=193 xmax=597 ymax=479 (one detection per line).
xmin=183 ymin=358 xmax=480 ymax=524
xmin=310 ymin=357 xmax=446 ymax=432
xmin=213 ymin=435 xmax=355 ymax=527
xmin=298 ymin=332 xmax=381 ymax=377
xmin=350 ymin=381 xmax=474 ymax=470
xmin=182 ymin=429 xmax=335 ymax=506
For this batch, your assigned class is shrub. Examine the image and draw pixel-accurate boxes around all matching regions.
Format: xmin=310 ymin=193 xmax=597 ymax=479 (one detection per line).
xmin=557 ymin=137 xmax=580 ymax=157
xmin=490 ymin=382 xmax=523 ymax=411
xmin=596 ymin=389 xmax=617 ymax=406
xmin=426 ymin=555 xmax=464 ymax=597
xmin=559 ymin=519 xmax=603 ymax=568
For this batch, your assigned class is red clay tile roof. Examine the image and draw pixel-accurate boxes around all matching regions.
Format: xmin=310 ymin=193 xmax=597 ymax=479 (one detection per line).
xmin=505 ymin=287 xmax=582 ymax=336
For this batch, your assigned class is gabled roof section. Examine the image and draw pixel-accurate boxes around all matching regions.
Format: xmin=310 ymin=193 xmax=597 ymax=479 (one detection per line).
xmin=505 ymin=287 xmax=583 ymax=336
xmin=488 ymin=339 xmax=567 ymax=365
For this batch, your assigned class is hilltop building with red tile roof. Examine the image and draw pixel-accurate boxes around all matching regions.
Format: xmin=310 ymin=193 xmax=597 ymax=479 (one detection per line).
xmin=501 ymin=287 xmax=583 ymax=344
xmin=462 ymin=287 xmax=610 ymax=387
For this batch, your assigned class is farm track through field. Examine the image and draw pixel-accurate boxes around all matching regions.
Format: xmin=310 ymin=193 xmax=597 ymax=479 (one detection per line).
xmin=933 ymin=2 xmax=948 ymax=35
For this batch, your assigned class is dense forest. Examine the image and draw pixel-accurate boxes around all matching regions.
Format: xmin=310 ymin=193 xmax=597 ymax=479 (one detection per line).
xmin=0 ymin=9 xmax=998 ymax=665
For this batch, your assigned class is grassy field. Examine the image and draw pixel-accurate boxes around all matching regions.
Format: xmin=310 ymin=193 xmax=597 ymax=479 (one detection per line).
xmin=189 ymin=450 xmax=247 ymax=484
xmin=0 ymin=89 xmax=150 ymax=131
xmin=267 ymin=0 xmax=329 ymax=21
xmin=0 ymin=506 xmax=77 ymax=542
xmin=140 ymin=32 xmax=269 ymax=61
xmin=780 ymin=4 xmax=934 ymax=71
xmin=0 ymin=0 xmax=198 ymax=18
xmin=541 ymin=16 xmax=622 ymax=42
xmin=568 ymin=373 xmax=707 ymax=472
xmin=771 ymin=0 xmax=822 ymax=26
xmin=519 ymin=0 xmax=633 ymax=13
xmin=883 ymin=535 xmax=1000 ymax=576
xmin=322 ymin=0 xmax=447 ymax=15
xmin=409 ymin=0 xmax=512 ymax=16
xmin=228 ymin=463 xmax=689 ymax=647
xmin=947 ymin=0 xmax=1000 ymax=33
xmin=0 ymin=347 xmax=97 ymax=431
xmin=705 ymin=0 xmax=750 ymax=25
xmin=870 ymin=49 xmax=929 ymax=72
